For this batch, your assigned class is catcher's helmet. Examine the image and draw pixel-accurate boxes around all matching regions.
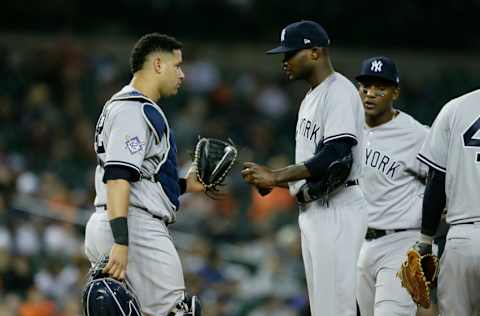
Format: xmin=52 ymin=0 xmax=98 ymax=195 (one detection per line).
xmin=82 ymin=256 xmax=141 ymax=316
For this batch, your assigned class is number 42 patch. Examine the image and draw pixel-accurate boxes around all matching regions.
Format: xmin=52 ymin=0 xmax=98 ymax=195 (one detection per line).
xmin=125 ymin=136 xmax=144 ymax=154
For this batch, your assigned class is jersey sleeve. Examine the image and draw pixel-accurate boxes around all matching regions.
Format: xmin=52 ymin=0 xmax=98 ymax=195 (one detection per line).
xmin=323 ymin=86 xmax=360 ymax=145
xmin=411 ymin=126 xmax=430 ymax=177
xmin=104 ymin=105 xmax=148 ymax=178
xmin=417 ymin=105 xmax=450 ymax=173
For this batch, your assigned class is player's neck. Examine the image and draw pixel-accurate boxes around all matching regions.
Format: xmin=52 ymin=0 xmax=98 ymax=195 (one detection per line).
xmin=366 ymin=109 xmax=398 ymax=128
xmin=130 ymin=75 xmax=161 ymax=102
xmin=308 ymin=63 xmax=334 ymax=88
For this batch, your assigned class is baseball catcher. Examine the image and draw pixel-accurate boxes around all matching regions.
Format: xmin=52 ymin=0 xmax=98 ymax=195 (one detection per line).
xmin=397 ymin=242 xmax=439 ymax=308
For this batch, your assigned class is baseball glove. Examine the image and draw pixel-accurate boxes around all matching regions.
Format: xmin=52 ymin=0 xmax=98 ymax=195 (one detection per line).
xmin=397 ymin=244 xmax=439 ymax=308
xmin=193 ymin=137 xmax=238 ymax=198
xmin=297 ymin=152 xmax=353 ymax=204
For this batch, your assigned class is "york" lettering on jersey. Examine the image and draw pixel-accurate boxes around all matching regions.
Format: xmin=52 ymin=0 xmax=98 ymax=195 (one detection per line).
xmin=297 ymin=118 xmax=320 ymax=144
xmin=365 ymin=148 xmax=401 ymax=178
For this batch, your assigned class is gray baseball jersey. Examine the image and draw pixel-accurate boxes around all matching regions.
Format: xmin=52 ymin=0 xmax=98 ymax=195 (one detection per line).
xmin=356 ymin=112 xmax=428 ymax=316
xmin=289 ymin=72 xmax=365 ymax=196
xmin=93 ymin=85 xmax=180 ymax=223
xmin=360 ymin=111 xmax=429 ymax=229
xmin=290 ymin=72 xmax=368 ymax=316
xmin=418 ymin=89 xmax=480 ymax=224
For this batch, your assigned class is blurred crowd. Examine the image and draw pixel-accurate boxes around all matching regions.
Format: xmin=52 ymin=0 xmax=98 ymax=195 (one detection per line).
xmin=0 ymin=34 xmax=306 ymax=316
xmin=0 ymin=34 xmax=479 ymax=316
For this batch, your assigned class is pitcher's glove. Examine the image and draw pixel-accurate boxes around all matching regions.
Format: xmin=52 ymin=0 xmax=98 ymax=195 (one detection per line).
xmin=397 ymin=242 xmax=439 ymax=308
xmin=297 ymin=152 xmax=353 ymax=203
xmin=193 ymin=137 xmax=238 ymax=198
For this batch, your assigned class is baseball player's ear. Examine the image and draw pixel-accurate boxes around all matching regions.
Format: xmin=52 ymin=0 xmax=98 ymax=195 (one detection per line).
xmin=310 ymin=48 xmax=320 ymax=60
xmin=392 ymin=87 xmax=400 ymax=100
xmin=152 ymin=55 xmax=163 ymax=74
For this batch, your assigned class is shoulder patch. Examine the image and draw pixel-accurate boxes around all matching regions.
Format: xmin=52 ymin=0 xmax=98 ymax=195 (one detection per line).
xmin=125 ymin=136 xmax=144 ymax=154
xmin=142 ymin=103 xmax=167 ymax=144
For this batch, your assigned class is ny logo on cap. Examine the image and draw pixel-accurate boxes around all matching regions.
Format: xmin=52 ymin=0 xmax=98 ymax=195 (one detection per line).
xmin=281 ymin=28 xmax=286 ymax=42
xmin=371 ymin=60 xmax=383 ymax=72
xmin=304 ymin=38 xmax=311 ymax=44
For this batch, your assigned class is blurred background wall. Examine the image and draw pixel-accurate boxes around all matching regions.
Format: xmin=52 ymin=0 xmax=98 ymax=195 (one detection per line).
xmin=0 ymin=1 xmax=479 ymax=315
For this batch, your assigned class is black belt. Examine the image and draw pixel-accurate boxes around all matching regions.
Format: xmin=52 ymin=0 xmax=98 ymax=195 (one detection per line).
xmin=97 ymin=204 xmax=165 ymax=223
xmin=365 ymin=227 xmax=409 ymax=240
xmin=344 ymin=179 xmax=359 ymax=188
xmin=296 ymin=179 xmax=359 ymax=204
xmin=453 ymin=221 xmax=480 ymax=225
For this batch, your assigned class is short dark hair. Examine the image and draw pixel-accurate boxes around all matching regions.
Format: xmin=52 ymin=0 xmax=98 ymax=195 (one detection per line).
xmin=130 ymin=33 xmax=183 ymax=74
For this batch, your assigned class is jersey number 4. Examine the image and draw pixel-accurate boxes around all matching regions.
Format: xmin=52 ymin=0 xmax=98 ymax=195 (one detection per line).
xmin=463 ymin=115 xmax=480 ymax=162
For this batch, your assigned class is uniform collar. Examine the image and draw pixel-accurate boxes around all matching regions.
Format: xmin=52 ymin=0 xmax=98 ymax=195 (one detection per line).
xmin=365 ymin=109 xmax=403 ymax=130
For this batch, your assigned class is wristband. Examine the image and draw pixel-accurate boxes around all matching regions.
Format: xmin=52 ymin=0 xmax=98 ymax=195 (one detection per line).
xmin=110 ymin=217 xmax=129 ymax=245
xmin=419 ymin=233 xmax=433 ymax=244
xmin=179 ymin=178 xmax=187 ymax=194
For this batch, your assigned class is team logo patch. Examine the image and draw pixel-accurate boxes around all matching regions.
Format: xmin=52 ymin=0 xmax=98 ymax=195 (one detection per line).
xmin=370 ymin=60 xmax=383 ymax=72
xmin=125 ymin=136 xmax=144 ymax=154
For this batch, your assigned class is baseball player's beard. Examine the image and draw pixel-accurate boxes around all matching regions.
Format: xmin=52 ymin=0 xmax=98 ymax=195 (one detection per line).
xmin=295 ymin=66 xmax=314 ymax=82
xmin=287 ymin=69 xmax=305 ymax=81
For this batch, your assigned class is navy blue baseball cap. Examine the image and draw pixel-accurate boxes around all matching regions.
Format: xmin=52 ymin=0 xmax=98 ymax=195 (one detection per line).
xmin=355 ymin=56 xmax=400 ymax=85
xmin=266 ymin=20 xmax=330 ymax=54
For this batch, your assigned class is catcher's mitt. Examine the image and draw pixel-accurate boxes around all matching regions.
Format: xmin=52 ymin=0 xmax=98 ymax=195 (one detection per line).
xmin=397 ymin=246 xmax=439 ymax=308
xmin=193 ymin=137 xmax=238 ymax=198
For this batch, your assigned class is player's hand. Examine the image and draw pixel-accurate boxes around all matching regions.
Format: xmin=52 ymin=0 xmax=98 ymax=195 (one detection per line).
xmin=241 ymin=162 xmax=276 ymax=189
xmin=185 ymin=164 xmax=206 ymax=193
xmin=103 ymin=243 xmax=128 ymax=280
xmin=412 ymin=241 xmax=433 ymax=256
